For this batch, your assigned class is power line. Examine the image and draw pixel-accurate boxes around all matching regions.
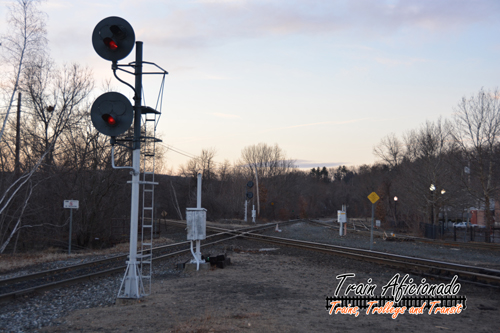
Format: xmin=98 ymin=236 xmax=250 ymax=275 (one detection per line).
xmin=158 ymin=143 xmax=197 ymax=159
xmin=158 ymin=143 xmax=233 ymax=168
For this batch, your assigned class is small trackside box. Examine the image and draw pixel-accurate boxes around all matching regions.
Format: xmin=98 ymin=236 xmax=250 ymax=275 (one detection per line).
xmin=186 ymin=208 xmax=207 ymax=240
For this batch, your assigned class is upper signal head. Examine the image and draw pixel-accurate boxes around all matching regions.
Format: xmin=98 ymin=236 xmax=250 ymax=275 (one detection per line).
xmin=92 ymin=17 xmax=135 ymax=61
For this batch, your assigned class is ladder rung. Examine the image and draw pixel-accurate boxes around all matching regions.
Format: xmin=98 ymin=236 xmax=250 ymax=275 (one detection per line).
xmin=138 ymin=181 xmax=158 ymax=185
xmin=129 ymin=181 xmax=157 ymax=185
xmin=142 ymin=242 xmax=152 ymax=246
xmin=143 ymin=207 xmax=153 ymax=210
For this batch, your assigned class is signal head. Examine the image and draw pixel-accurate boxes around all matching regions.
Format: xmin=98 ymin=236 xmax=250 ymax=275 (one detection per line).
xmin=91 ymin=92 xmax=133 ymax=137
xmin=92 ymin=17 xmax=135 ymax=61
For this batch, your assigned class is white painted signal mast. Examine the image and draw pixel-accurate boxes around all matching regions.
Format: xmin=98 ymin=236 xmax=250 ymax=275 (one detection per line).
xmin=91 ymin=17 xmax=168 ymax=298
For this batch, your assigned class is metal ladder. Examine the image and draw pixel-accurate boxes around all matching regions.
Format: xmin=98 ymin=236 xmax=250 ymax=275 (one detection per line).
xmin=139 ymin=107 xmax=161 ymax=296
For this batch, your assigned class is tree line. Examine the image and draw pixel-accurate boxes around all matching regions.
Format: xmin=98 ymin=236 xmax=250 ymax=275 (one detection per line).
xmin=1 ymin=1 xmax=499 ymax=253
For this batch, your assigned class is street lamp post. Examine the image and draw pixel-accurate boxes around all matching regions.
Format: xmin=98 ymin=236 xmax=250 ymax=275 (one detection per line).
xmin=430 ymin=184 xmax=436 ymax=239
xmin=430 ymin=184 xmax=436 ymax=225
xmin=440 ymin=189 xmax=446 ymax=235
xmin=394 ymin=196 xmax=398 ymax=224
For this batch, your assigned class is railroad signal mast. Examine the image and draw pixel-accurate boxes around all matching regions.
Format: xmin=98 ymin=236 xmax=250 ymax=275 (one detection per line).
xmin=244 ymin=181 xmax=254 ymax=222
xmin=91 ymin=17 xmax=167 ymax=299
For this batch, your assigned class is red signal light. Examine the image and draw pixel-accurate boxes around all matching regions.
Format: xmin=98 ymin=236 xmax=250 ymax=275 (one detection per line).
xmin=103 ymin=37 xmax=118 ymax=50
xmin=102 ymin=114 xmax=117 ymax=126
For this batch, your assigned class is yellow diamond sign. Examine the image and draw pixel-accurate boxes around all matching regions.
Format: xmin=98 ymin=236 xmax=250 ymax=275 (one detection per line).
xmin=368 ymin=192 xmax=380 ymax=204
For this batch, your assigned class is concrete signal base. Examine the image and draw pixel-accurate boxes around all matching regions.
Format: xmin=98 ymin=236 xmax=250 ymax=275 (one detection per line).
xmin=184 ymin=262 xmax=211 ymax=272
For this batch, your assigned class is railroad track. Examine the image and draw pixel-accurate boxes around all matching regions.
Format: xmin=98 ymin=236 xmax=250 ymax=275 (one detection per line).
xmin=307 ymin=219 xmax=500 ymax=251
xmin=3 ymin=218 xmax=498 ymax=303
xmin=0 ymin=221 xmax=298 ymax=302
xmin=238 ymin=231 xmax=500 ymax=287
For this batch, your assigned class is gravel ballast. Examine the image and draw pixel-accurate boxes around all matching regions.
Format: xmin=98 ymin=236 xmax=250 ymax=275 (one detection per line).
xmin=0 ymin=220 xmax=499 ymax=332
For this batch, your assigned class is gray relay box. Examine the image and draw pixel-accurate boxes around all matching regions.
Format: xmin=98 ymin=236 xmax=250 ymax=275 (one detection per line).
xmin=186 ymin=208 xmax=207 ymax=240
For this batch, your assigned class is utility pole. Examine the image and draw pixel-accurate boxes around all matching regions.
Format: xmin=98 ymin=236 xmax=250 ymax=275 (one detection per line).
xmin=15 ymin=92 xmax=21 ymax=176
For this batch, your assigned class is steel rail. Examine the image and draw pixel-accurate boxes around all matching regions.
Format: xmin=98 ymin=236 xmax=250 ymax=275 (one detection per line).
xmin=2 ymin=218 xmax=497 ymax=303
xmin=0 ymin=221 xmax=293 ymax=302
xmin=0 ymin=231 xmax=223 ymax=288
xmin=239 ymin=232 xmax=500 ymax=286
xmin=0 ymin=219 xmax=282 ymax=288
xmin=307 ymin=219 xmax=500 ymax=251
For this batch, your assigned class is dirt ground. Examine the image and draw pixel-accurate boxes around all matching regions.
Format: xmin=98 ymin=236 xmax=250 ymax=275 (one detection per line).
xmin=41 ymin=241 xmax=500 ymax=333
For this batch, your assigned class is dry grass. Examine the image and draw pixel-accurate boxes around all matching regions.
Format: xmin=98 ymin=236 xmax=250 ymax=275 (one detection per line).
xmin=171 ymin=310 xmax=262 ymax=332
xmin=0 ymin=237 xmax=176 ymax=274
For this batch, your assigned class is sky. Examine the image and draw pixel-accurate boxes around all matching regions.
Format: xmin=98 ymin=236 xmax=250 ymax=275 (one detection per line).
xmin=2 ymin=0 xmax=500 ymax=171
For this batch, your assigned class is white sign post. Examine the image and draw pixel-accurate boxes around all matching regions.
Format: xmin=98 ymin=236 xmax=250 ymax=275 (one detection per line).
xmin=64 ymin=200 xmax=79 ymax=254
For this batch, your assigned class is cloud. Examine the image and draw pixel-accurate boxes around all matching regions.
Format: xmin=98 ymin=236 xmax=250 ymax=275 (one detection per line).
xmin=262 ymin=117 xmax=372 ymax=133
xmin=295 ymin=160 xmax=345 ymax=169
xmin=138 ymin=0 xmax=500 ymax=49
xmin=375 ymin=57 xmax=428 ymax=66
xmin=348 ymin=0 xmax=500 ymax=33
xmin=210 ymin=112 xmax=240 ymax=118
xmin=195 ymin=0 xmax=245 ymax=3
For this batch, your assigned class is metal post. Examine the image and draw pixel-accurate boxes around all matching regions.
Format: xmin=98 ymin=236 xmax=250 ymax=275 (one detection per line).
xmin=121 ymin=41 xmax=143 ymax=299
xmin=465 ymin=211 xmax=469 ymax=242
xmin=343 ymin=205 xmax=347 ymax=235
xmin=254 ymin=166 xmax=260 ymax=216
xmin=68 ymin=208 xmax=73 ymax=255
xmin=244 ymin=199 xmax=248 ymax=222
xmin=195 ymin=173 xmax=202 ymax=267
xmin=394 ymin=200 xmax=397 ymax=222
xmin=370 ymin=203 xmax=375 ymax=250
xmin=197 ymin=173 xmax=202 ymax=209
xmin=196 ymin=239 xmax=201 ymax=265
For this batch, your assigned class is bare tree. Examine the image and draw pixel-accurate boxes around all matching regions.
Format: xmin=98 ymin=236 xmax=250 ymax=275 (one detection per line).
xmin=179 ymin=148 xmax=217 ymax=180
xmin=240 ymin=143 xmax=295 ymax=216
xmin=403 ymin=119 xmax=453 ymax=224
xmin=0 ymin=0 xmax=50 ymax=252
xmin=0 ymin=144 xmax=51 ymax=253
xmin=21 ymin=62 xmax=93 ymax=166
xmin=452 ymin=88 xmax=500 ymax=234
xmin=177 ymin=148 xmax=218 ymax=210
xmin=0 ymin=0 xmax=47 ymax=142
xmin=373 ymin=133 xmax=403 ymax=169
